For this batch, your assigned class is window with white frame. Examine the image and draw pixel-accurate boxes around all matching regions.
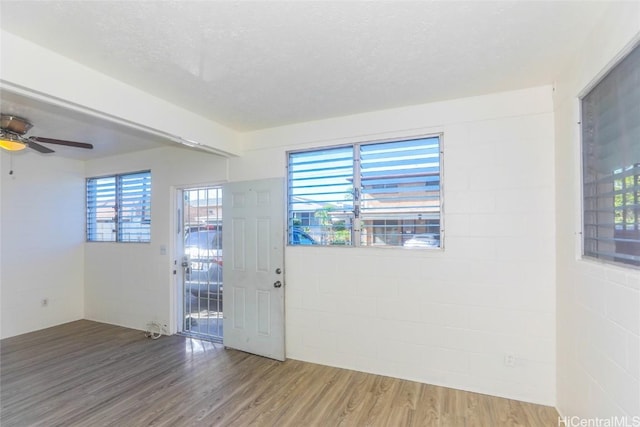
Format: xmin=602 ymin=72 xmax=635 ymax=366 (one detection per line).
xmin=287 ymin=135 xmax=442 ymax=248
xmin=86 ymin=171 xmax=151 ymax=242
xmin=582 ymin=42 xmax=640 ymax=267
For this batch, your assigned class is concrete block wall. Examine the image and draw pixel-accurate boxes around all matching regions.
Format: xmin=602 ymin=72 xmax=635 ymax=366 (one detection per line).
xmin=232 ymin=85 xmax=557 ymax=405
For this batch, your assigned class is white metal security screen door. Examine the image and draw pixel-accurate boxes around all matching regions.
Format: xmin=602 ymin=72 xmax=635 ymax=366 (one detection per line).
xmin=222 ymin=178 xmax=285 ymax=361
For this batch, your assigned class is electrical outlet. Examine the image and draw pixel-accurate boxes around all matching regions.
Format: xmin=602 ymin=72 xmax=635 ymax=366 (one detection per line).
xmin=41 ymin=298 xmax=48 ymax=307
xmin=504 ymin=353 xmax=516 ymax=367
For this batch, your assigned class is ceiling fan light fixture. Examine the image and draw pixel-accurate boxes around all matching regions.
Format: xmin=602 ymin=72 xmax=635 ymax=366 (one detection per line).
xmin=0 ymin=133 xmax=27 ymax=151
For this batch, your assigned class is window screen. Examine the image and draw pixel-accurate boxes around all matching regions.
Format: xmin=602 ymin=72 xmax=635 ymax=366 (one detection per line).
xmin=582 ymin=43 xmax=640 ymax=267
xmin=87 ymin=171 xmax=151 ymax=242
xmin=287 ymin=135 xmax=442 ymax=248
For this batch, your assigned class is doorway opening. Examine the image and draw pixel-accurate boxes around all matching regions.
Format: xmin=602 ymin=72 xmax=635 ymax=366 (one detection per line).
xmin=181 ymin=186 xmax=223 ymax=342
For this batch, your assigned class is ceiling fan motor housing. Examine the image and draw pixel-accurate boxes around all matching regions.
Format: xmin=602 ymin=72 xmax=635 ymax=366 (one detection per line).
xmin=1 ymin=115 xmax=33 ymax=135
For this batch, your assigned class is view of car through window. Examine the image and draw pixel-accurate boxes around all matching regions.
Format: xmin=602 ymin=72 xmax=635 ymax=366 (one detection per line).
xmin=290 ymin=228 xmax=317 ymax=245
xmin=403 ymin=233 xmax=440 ymax=248
xmin=184 ymin=226 xmax=314 ymax=310
xmin=184 ymin=228 xmax=223 ymax=310
xmin=185 ymin=227 xmax=316 ymax=287
xmin=185 ymin=229 xmax=222 ymax=261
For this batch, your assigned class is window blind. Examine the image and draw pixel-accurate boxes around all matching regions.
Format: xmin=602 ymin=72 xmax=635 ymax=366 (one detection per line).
xmin=359 ymin=137 xmax=441 ymax=246
xmin=87 ymin=171 xmax=151 ymax=243
xmin=582 ymin=43 xmax=640 ymax=266
xmin=87 ymin=176 xmax=116 ymax=242
xmin=287 ymin=135 xmax=442 ymax=248
xmin=118 ymin=171 xmax=151 ymax=242
xmin=287 ymin=146 xmax=354 ymax=245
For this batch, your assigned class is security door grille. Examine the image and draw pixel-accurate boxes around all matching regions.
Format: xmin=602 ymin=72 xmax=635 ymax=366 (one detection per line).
xmin=182 ymin=186 xmax=223 ymax=341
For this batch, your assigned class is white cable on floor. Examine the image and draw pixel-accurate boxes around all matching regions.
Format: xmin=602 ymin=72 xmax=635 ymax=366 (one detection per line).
xmin=145 ymin=321 xmax=163 ymax=340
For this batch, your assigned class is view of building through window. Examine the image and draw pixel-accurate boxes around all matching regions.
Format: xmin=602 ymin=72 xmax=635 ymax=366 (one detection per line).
xmin=287 ymin=136 xmax=442 ymax=248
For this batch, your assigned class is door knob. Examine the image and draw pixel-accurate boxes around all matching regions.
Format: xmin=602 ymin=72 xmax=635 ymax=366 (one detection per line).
xmin=273 ymin=281 xmax=282 ymax=288
xmin=275 ymin=268 xmax=282 ymax=274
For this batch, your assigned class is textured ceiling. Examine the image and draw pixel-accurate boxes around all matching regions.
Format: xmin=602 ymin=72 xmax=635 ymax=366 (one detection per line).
xmin=0 ymin=1 xmax=613 ymax=132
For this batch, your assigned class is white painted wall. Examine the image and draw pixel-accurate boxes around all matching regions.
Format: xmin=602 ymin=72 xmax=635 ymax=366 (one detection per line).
xmin=231 ymin=86 xmax=557 ymax=405
xmin=83 ymin=146 xmax=228 ymax=334
xmin=0 ymin=150 xmax=85 ymax=338
xmin=554 ymin=3 xmax=640 ymax=421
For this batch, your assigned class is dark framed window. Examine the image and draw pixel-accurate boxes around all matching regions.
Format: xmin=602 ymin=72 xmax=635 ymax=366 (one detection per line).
xmin=287 ymin=135 xmax=442 ymax=248
xmin=582 ymin=43 xmax=640 ymax=267
xmin=86 ymin=171 xmax=151 ymax=242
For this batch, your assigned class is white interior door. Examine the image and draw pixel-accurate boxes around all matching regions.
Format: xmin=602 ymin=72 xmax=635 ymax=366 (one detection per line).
xmin=222 ymin=178 xmax=285 ymax=360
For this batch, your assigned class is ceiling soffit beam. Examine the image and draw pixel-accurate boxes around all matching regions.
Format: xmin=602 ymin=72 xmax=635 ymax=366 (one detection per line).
xmin=0 ymin=30 xmax=242 ymax=157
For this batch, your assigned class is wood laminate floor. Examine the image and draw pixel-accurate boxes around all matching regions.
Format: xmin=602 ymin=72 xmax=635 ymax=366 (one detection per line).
xmin=1 ymin=320 xmax=559 ymax=426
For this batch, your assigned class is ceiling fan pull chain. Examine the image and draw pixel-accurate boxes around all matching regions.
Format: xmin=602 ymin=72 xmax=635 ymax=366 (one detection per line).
xmin=9 ymin=152 xmax=15 ymax=176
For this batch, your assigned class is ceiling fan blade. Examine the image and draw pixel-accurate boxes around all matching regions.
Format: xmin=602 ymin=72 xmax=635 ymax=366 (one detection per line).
xmin=26 ymin=139 xmax=55 ymax=154
xmin=29 ymin=136 xmax=93 ymax=149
